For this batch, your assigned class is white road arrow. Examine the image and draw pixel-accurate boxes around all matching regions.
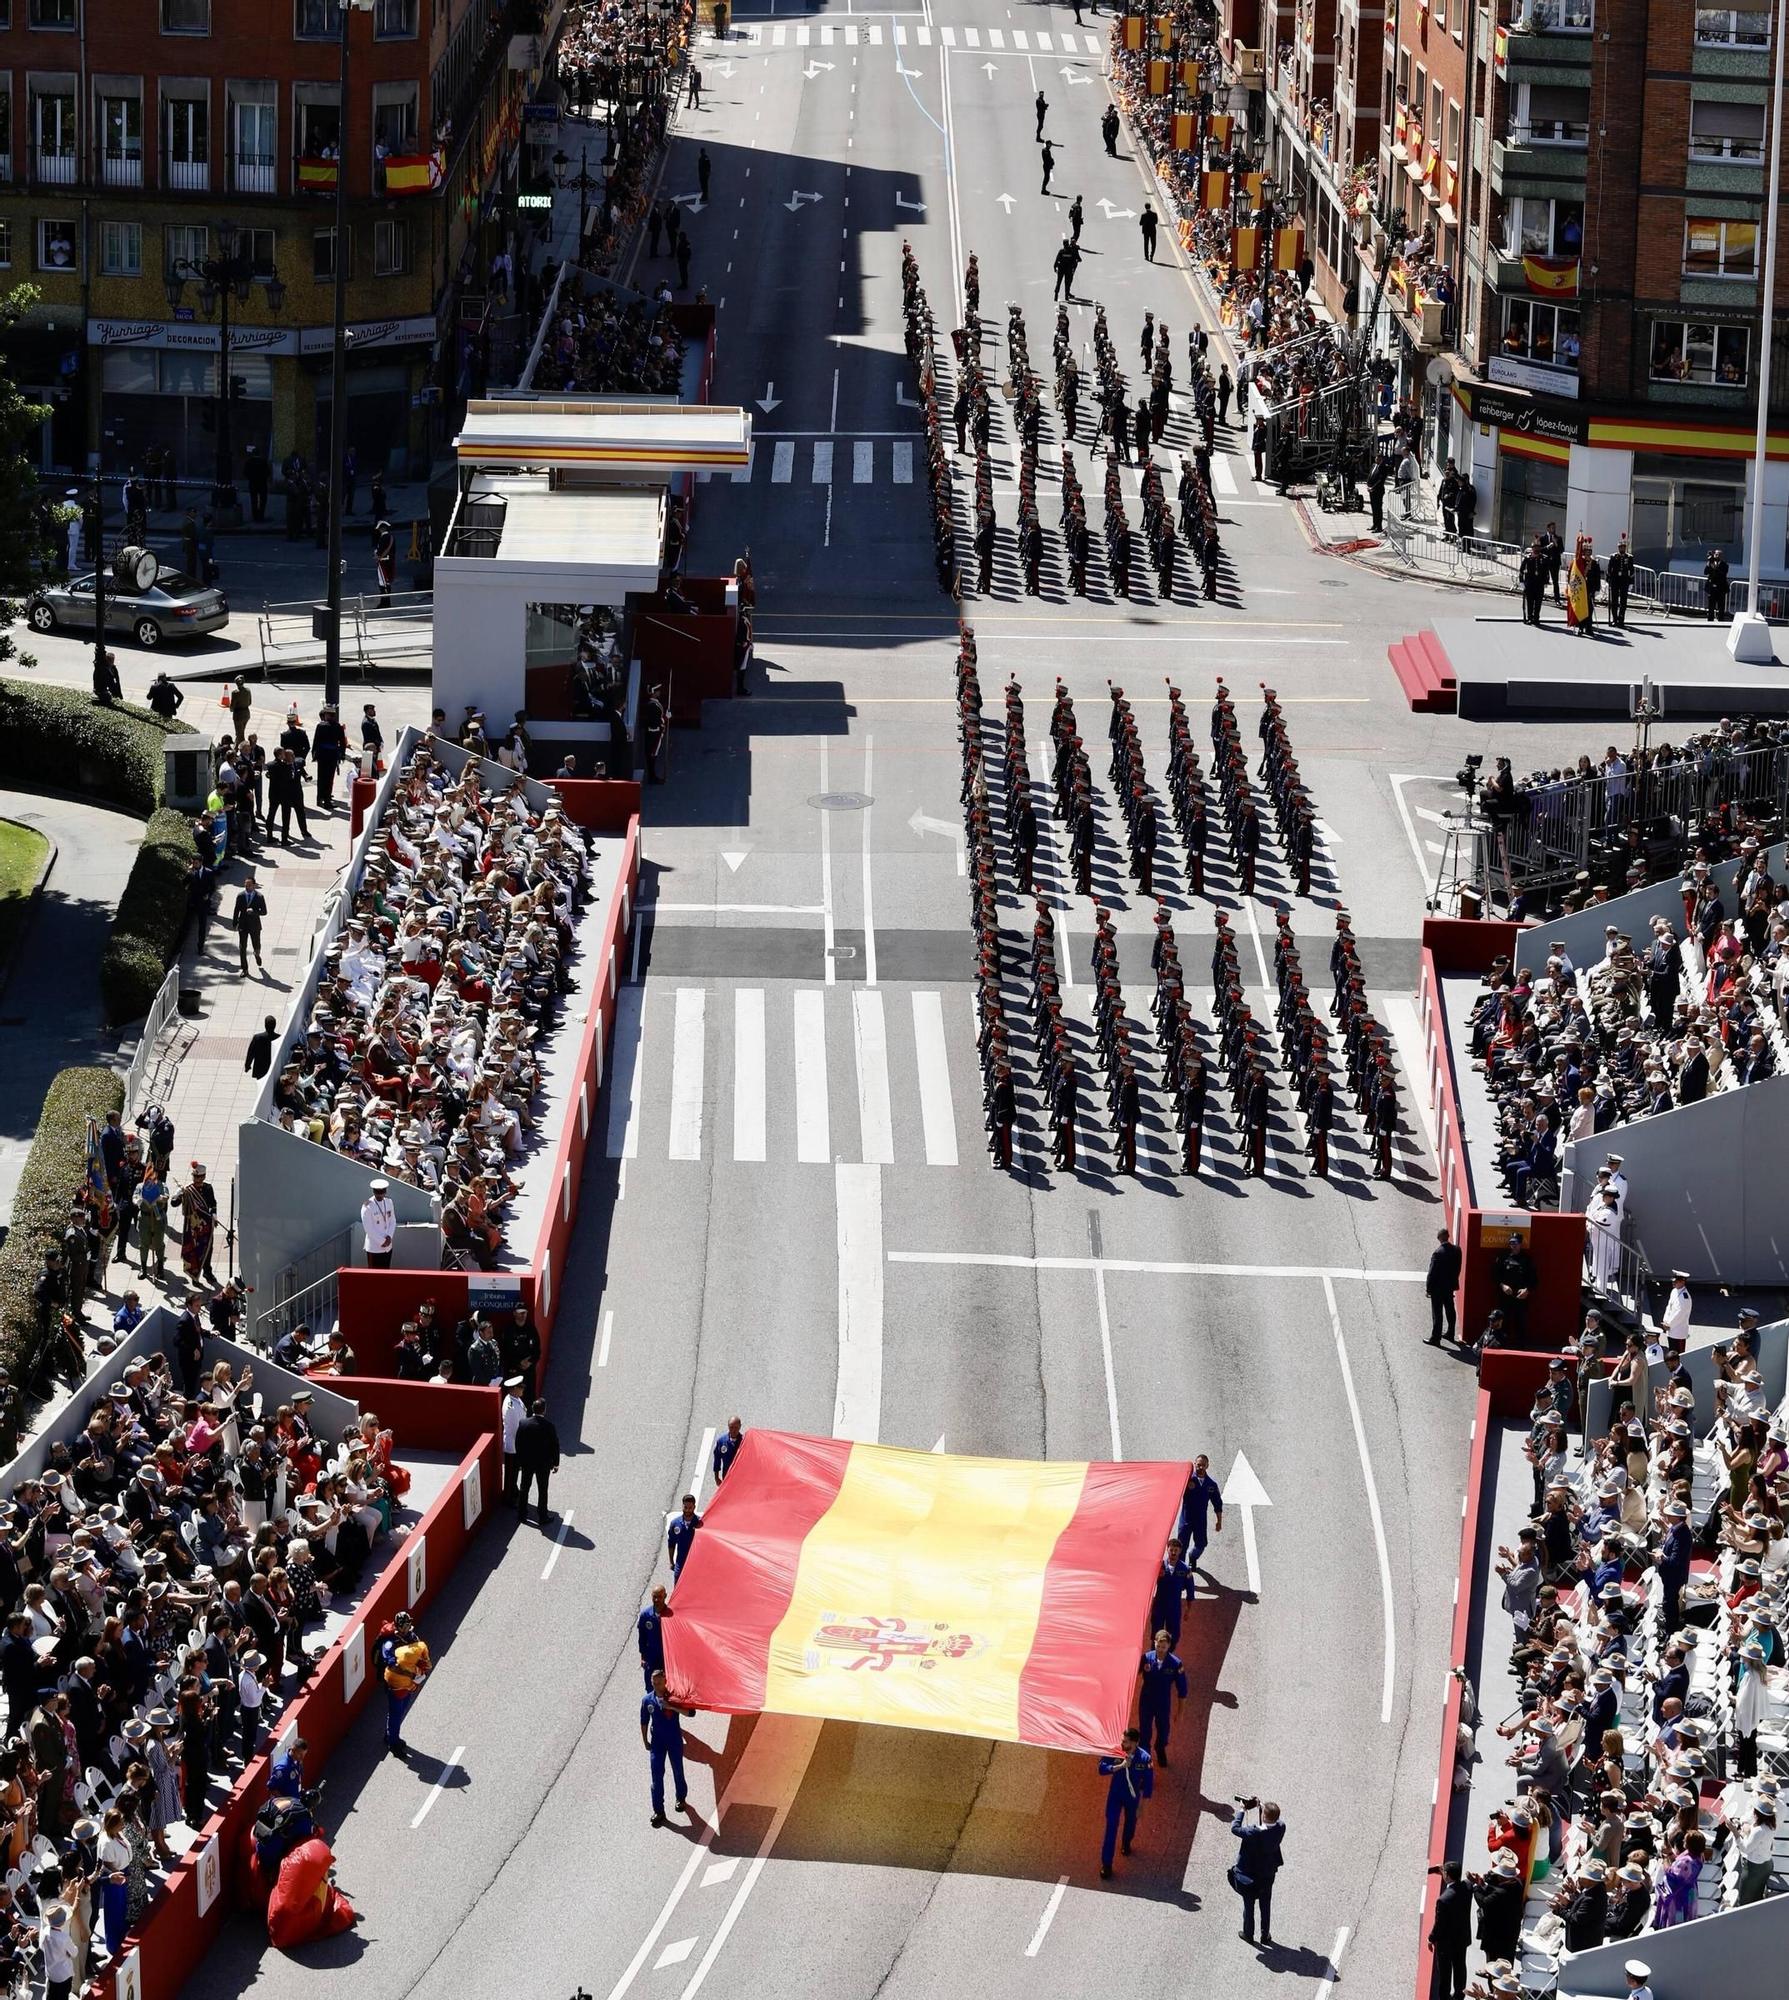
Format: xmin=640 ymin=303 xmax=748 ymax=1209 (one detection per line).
xmin=755 ymin=382 xmax=782 ymax=414
xmin=895 ymin=191 xmax=926 ymax=213
xmin=1224 ymin=1450 xmax=1272 ymax=1596
xmin=802 ymin=58 xmax=835 ymax=78
xmin=996 ymin=191 xmax=1017 ymax=213
xmin=1061 ymin=66 xmax=1091 ymax=85
xmin=1097 ymin=197 xmax=1136 ymax=220
xmin=895 ymin=382 xmax=920 ymax=408
xmin=784 ymin=190 xmax=824 ymax=212
xmin=897 ymin=62 xmax=924 ymax=77
xmin=981 ymin=59 xmax=999 ymax=78
xmin=909 ymin=807 xmax=966 ymax=872
xmin=669 ymin=192 xmax=707 ymax=211
xmin=709 ymin=59 xmax=736 ymax=78
xmin=721 ymin=849 xmax=748 ymax=873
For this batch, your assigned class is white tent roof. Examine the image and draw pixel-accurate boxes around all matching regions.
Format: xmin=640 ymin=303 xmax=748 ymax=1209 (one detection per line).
xmin=454 ymin=400 xmax=751 ymax=473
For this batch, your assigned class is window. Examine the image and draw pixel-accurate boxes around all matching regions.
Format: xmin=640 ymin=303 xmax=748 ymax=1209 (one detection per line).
xmin=100 ymin=220 xmax=141 ymax=275
xmin=36 ymin=217 xmax=76 ymax=271
xmin=295 ymin=0 xmax=332 ymax=35
xmin=1515 ymin=83 xmax=1590 ymax=145
xmin=373 ymin=217 xmax=409 ymax=275
xmin=0 ymin=221 xmax=12 ymax=268
xmin=313 ymin=226 xmax=351 ymax=280
xmin=166 ymin=222 xmax=208 ymax=279
xmin=30 ymin=0 xmax=77 ymax=25
xmin=230 ymin=85 xmax=275 ymax=193
xmin=1649 ymin=319 xmax=1750 ymax=386
xmin=1695 ymin=8 xmax=1770 ymax=44
xmin=296 ymin=91 xmax=341 ymax=158
xmin=372 ymin=82 xmax=419 ymax=154
xmin=1501 ymin=295 xmax=1580 ymax=369
xmin=1503 ymin=195 xmax=1584 ymax=257
xmin=374 ymin=0 xmax=418 ymax=35
xmin=161 ymin=0 xmax=210 ymax=29
xmin=163 ymin=91 xmax=209 ymax=190
xmin=100 ymin=91 xmax=144 ymax=184
xmin=1689 ymin=98 xmax=1767 ymax=162
xmin=1430 ymin=81 xmax=1445 ymax=147
xmin=32 ymin=89 xmax=77 ymax=181
xmin=235 ymin=226 xmax=277 ymax=278
xmin=1684 ymin=216 xmax=1758 ymax=278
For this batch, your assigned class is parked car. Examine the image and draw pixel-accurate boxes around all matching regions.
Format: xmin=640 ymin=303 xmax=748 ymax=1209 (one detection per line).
xmin=25 ymin=569 xmax=229 ymax=648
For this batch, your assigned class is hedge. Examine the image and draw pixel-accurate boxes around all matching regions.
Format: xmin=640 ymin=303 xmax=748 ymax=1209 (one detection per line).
xmin=100 ymin=807 xmax=195 ymax=1026
xmin=0 ymin=678 xmax=175 ymax=818
xmin=0 ymin=1066 xmax=124 ymax=1395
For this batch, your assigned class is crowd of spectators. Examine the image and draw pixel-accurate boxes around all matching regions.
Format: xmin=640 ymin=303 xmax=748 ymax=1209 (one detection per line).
xmin=1435 ymin=1311 xmax=1789 ymax=1991
xmin=0 ymin=1346 xmax=408 ymax=1987
xmin=266 ymin=742 xmax=597 ymax=1273
xmin=531 ymin=288 xmax=689 ymax=398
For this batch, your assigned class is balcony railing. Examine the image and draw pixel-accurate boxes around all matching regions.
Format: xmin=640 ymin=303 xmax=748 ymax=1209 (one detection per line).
xmin=32 ymin=144 xmax=77 ymax=186
xmin=1694 ymin=7 xmax=1770 ymax=44
xmin=1507 ymin=118 xmax=1589 ymax=146
xmin=1517 ymin=0 xmax=1594 ymax=29
xmin=101 ymin=146 xmax=143 ymax=188
xmin=1688 ymin=134 xmax=1766 ymax=162
xmin=161 ymin=147 xmax=210 ymax=193
xmin=232 ymin=151 xmax=276 ymax=194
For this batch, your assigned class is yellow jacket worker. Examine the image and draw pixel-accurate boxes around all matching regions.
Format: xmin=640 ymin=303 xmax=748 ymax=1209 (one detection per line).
xmin=379 ymin=1610 xmax=432 ymax=1761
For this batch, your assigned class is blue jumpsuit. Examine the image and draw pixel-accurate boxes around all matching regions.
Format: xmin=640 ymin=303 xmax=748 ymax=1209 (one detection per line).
xmin=637 ymin=1606 xmax=667 ymax=1690
xmin=641 ymin=1688 xmax=689 ymax=1815
xmin=1099 ymin=1745 xmax=1154 ymax=1869
xmin=1150 ymin=1556 xmax=1193 ymax=1648
xmin=1137 ymin=1648 xmax=1188 ymax=1762
xmin=667 ymin=1508 xmax=703 ymax=1579
xmin=1177 ymin=1470 xmax=1224 ymax=1564
xmin=713 ymin=1430 xmax=745 ymax=1483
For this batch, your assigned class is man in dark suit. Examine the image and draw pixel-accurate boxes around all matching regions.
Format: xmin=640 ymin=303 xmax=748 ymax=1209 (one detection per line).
xmin=243 ymin=1015 xmax=279 ymax=1081
xmin=1231 ymin=1798 xmax=1286 ymax=1946
xmin=1426 ymin=1229 xmax=1464 ymax=1345
xmin=514 ymin=1399 xmax=562 ymax=1530
xmin=1428 ymin=1859 xmax=1472 ymax=2000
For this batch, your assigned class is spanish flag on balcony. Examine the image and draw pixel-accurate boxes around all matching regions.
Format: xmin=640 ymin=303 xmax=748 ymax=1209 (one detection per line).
xmin=297 ymin=156 xmax=339 ymax=194
xmin=1422 ymin=143 xmax=1441 ymax=191
xmin=1494 ymin=23 xmax=1510 ymax=75
xmin=1201 ymin=168 xmax=1231 ymax=208
xmin=1121 ymin=14 xmax=1146 ymax=49
xmin=1274 ymin=220 xmax=1306 ymax=271
xmin=1171 ymin=111 xmax=1196 ymax=151
xmin=1393 ymin=103 xmax=1409 ymax=150
xmin=1148 ymin=57 xmax=1170 ymax=94
xmin=660 ymin=1432 xmax=1188 ymax=1755
xmin=382 ymin=149 xmax=442 ymax=197
xmin=1178 ymin=58 xmax=1201 ymax=90
xmin=1523 ymin=256 xmax=1581 ymax=296
xmin=1209 ymin=112 xmax=1234 ymax=149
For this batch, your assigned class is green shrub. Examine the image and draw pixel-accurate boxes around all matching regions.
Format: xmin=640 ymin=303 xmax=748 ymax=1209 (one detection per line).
xmin=0 ymin=1066 xmax=124 ymax=1391
xmin=0 ymin=678 xmax=174 ymax=817
xmin=99 ymin=806 xmax=195 ymax=1026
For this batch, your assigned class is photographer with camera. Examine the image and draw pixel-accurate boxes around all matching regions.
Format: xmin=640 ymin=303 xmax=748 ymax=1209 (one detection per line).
xmin=1228 ymin=1794 xmax=1285 ymax=1948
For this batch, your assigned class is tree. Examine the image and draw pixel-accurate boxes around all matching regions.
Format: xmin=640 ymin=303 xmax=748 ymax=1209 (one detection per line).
xmin=0 ymin=285 xmax=54 ymax=671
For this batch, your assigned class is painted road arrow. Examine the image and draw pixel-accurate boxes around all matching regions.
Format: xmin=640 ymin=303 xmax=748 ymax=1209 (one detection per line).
xmin=981 ymin=59 xmax=999 ymax=77
xmin=755 ymin=382 xmax=782 ymax=413
xmin=784 ymin=190 xmax=824 ymax=211
xmin=1224 ymin=1450 xmax=1273 ymax=1595
xmin=668 ymin=192 xmax=707 ymax=211
xmin=909 ymin=807 xmax=966 ymax=873
xmin=1061 ymin=67 xmax=1091 ymax=84
xmin=996 ymin=191 xmax=1017 ymax=213
xmin=1097 ymin=197 xmax=1136 ymax=220
xmin=895 ymin=383 xmax=920 ymax=408
xmin=895 ymin=191 xmax=926 ymax=213
xmin=802 ymin=59 xmax=835 ymax=78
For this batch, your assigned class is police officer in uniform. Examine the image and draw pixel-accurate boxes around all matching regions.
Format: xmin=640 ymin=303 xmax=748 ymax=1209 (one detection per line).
xmin=1606 ymin=535 xmax=1635 ymax=628
xmin=1136 ymin=1629 xmax=1188 ymax=1766
xmin=641 ymin=1669 xmax=695 ymax=1824
xmin=1098 ymin=1729 xmax=1154 ymax=1878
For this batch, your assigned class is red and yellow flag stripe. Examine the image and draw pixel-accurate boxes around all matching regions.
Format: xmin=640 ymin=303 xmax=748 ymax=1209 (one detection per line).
xmin=663 ymin=1433 xmax=1187 ymax=1754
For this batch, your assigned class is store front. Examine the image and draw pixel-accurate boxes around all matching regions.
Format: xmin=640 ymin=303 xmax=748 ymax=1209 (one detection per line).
xmin=1628 ymin=451 xmax=1747 ymax=575
xmin=1495 ymin=435 xmax=1570 ymax=548
xmin=99 ymin=348 xmax=273 ymax=481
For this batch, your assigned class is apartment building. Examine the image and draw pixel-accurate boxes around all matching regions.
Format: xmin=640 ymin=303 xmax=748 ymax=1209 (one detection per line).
xmin=0 ymin=0 xmax=549 ymax=485
xmin=1366 ymin=0 xmax=1788 ymax=573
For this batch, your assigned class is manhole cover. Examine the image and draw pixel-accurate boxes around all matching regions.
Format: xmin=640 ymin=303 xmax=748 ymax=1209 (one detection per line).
xmin=809 ymin=791 xmax=873 ymax=811
xmin=1317 ymin=578 xmax=1347 ymax=587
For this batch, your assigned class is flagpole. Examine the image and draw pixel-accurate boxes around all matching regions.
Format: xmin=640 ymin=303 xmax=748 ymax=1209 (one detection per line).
xmin=1728 ymin=0 xmax=1789 ymax=661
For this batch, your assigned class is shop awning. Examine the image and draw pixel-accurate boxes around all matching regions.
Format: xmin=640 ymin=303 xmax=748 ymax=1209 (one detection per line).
xmin=662 ymin=1431 xmax=1188 ymax=1755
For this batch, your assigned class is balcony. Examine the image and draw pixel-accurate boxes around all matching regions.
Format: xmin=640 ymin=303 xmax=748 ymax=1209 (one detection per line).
xmin=161 ymin=147 xmax=210 ymax=194
xmin=1511 ymin=0 xmax=1593 ymax=32
xmin=1385 ymin=257 xmax=1453 ymax=351
xmin=101 ymin=146 xmax=143 ymax=189
xmin=32 ymin=145 xmax=77 ymax=187
xmin=1493 ymin=128 xmax=1590 ymax=188
xmin=232 ymin=152 xmax=276 ymax=195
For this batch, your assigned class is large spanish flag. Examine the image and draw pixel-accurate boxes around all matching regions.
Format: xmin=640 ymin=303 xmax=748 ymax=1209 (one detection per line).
xmin=663 ymin=1431 xmax=1187 ymax=1756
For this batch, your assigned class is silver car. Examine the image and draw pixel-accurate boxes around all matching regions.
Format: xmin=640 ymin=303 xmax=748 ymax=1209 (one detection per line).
xmin=26 ymin=569 xmax=230 ymax=649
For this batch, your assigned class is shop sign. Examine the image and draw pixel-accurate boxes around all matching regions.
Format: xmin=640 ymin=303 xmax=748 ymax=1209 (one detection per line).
xmin=1485 ymin=354 xmax=1582 ymax=403
xmin=1473 ymin=382 xmax=1589 ymax=444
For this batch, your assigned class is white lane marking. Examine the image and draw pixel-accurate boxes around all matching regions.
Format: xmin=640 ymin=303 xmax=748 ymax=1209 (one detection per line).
xmin=1323 ymin=1276 xmax=1396 ymax=1727
xmin=834 ymin=1163 xmax=884 ymax=1441
xmin=892 ymin=440 xmax=913 ymax=483
xmin=852 ymin=988 xmax=894 ymax=1163
xmin=606 ymin=986 xmax=645 ymax=1158
xmin=1414 ymin=804 xmax=1449 ymax=825
xmin=1212 ymin=455 xmax=1237 ymax=496
xmin=1093 ymin=1258 xmax=1122 ymax=1461
xmin=770 ymin=440 xmax=794 ymax=482
xmin=772 ymin=23 xmax=786 ymax=43
xmin=598 ymin=1311 xmax=614 ymax=1368
xmin=702 ymin=1857 xmax=740 ymax=1889
xmin=1314 ymin=816 xmax=1343 ymax=847
xmin=819 ymin=738 xmax=837 ymax=983
xmin=988 ymin=25 xmax=1005 ymax=44
xmin=910 ymin=990 xmax=958 ymax=1166
xmin=1383 ymin=995 xmax=1440 ymax=1164
xmin=964 ymin=23 xmax=979 ymax=44
xmin=1035 ymin=29 xmax=1053 ymax=49
xmin=793 ymin=990 xmax=831 ymax=1163
xmin=730 ymin=444 xmax=755 ymax=484
xmin=941 ymin=21 xmax=956 ymax=40
xmin=861 ymin=734 xmax=877 ymax=987
xmin=917 ymin=20 xmax=932 ymax=40
xmin=820 ymin=19 xmax=833 ymax=39
xmin=733 ymin=988 xmax=767 ymax=1161
xmin=1085 ymin=32 xmax=1101 ymax=49
xmin=669 ymin=988 xmax=706 ymax=1160
xmin=540 ymin=1511 xmax=575 ymax=1581
xmin=1318 ymin=1925 xmax=1352 ymax=1995
xmin=657 ymin=1939 xmax=698 ymax=1970
xmin=642 ymin=901 xmax=825 ymax=915
xmin=796 ymin=21 xmax=810 ymax=40
xmin=410 ymin=1747 xmax=467 ymax=1829
xmin=1013 ymin=26 xmax=1029 ymax=45
xmin=887 ymin=1252 xmax=1427 ymax=1280
xmin=689 ymin=1426 xmax=716 ymax=1505
xmin=868 ymin=19 xmax=883 ymax=39
xmin=1425 ymin=838 xmax=1446 ymax=857
xmin=853 ymin=440 xmax=874 ymax=483
xmin=1241 ymin=894 xmax=1272 ymax=989
xmin=1225 ymin=1453 xmax=1271 ymax=1595
xmin=1025 ymin=1876 xmax=1069 ymax=1957
xmin=1388 ymin=772 xmax=1447 ymax=897
xmin=812 ymin=440 xmax=834 ymax=483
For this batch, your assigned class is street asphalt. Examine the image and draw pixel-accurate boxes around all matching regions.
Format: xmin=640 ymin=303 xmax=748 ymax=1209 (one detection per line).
xmin=187 ymin=8 xmax=1634 ymax=1998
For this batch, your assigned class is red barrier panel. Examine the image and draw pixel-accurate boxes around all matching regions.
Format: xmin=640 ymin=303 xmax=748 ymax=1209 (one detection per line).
xmin=349 ymin=773 xmax=377 ymax=841
xmin=1422 ymin=914 xmax=1522 ymax=977
xmin=547 ymin=776 xmax=644 ymax=833
xmin=327 ymin=1378 xmax=503 ymax=1451
xmin=1414 ymin=1385 xmax=1495 ymax=2000
xmin=106 ymin=1422 xmax=501 ymax=1999
xmin=1478 ymin=1346 xmax=1561 ymax=1417
xmin=337 ymin=1268 xmax=474 ymax=1376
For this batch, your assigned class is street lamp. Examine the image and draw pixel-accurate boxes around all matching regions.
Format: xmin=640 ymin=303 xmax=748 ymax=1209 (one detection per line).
xmin=324 ymin=0 xmax=376 ymax=713
xmin=166 ymin=227 xmax=286 ymax=510
xmin=553 ymin=146 xmax=604 ymax=256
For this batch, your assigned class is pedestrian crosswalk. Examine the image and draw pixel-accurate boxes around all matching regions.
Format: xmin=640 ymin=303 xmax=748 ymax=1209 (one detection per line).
xmin=698 ymin=439 xmax=919 ymax=488
xmin=707 ymin=23 xmax=1106 ymax=53
xmin=606 ymin=983 xmax=981 ymax=1169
